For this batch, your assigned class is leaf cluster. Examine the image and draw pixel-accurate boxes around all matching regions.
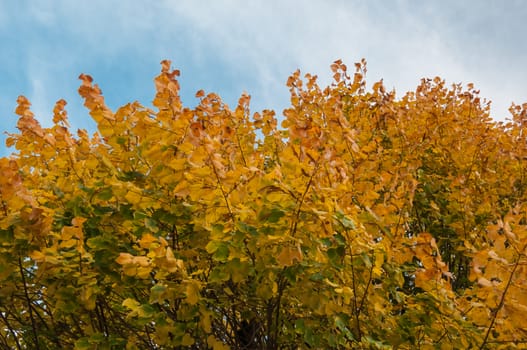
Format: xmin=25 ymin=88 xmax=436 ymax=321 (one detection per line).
xmin=1 ymin=59 xmax=527 ymax=349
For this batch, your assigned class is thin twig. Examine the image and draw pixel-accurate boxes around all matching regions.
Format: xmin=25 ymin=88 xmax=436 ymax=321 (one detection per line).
xmin=480 ymin=251 xmax=524 ymax=349
xmin=18 ymin=256 xmax=41 ymax=350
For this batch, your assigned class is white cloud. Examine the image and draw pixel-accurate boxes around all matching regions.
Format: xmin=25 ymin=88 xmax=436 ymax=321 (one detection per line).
xmin=24 ymin=56 xmax=65 ymax=128
xmin=27 ymin=2 xmax=57 ymax=27
xmin=159 ymin=0 xmax=476 ymax=112
xmin=3 ymin=0 xmax=526 ymax=128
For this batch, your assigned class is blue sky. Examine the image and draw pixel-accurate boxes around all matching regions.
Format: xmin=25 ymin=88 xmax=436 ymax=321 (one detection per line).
xmin=1 ymin=1 xmax=526 ymax=156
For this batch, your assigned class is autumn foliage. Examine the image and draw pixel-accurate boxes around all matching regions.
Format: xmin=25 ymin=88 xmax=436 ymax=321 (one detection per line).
xmin=1 ymin=59 xmax=527 ymax=349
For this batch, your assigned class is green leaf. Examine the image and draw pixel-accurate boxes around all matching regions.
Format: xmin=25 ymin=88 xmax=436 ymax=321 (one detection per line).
xmin=144 ymin=218 xmax=159 ymax=233
xmin=334 ymin=315 xmax=354 ymax=341
xmin=226 ymin=258 xmax=250 ymax=283
xmin=327 ymin=246 xmax=345 ymax=267
xmin=74 ymin=337 xmax=91 ymax=350
xmin=93 ymin=205 xmax=114 ymax=215
xmin=206 ymin=241 xmax=229 ymax=261
xmin=122 ymin=298 xmax=140 ymax=311
xmin=304 ymin=326 xmax=317 ymax=347
xmin=209 ymin=266 xmax=230 ymax=283
xmin=295 ymin=319 xmax=305 ymax=334
xmin=334 ymin=211 xmax=356 ymax=229
xmin=236 ymin=221 xmax=258 ymax=236
xmin=258 ymin=207 xmax=285 ymax=223
xmin=88 ymin=333 xmax=106 ymax=344
xmin=333 ymin=233 xmax=346 ymax=246
xmin=309 ymin=272 xmax=325 ymax=282
xmin=138 ymin=304 xmax=156 ymax=318
xmin=97 ymin=187 xmax=114 ymax=201
xmin=150 ymin=284 xmax=167 ymax=304
xmin=119 ymin=170 xmax=146 ymax=182
xmin=86 ymin=236 xmax=112 ymax=250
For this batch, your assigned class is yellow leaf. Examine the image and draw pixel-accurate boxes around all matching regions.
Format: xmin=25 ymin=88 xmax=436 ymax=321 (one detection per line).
xmin=168 ymin=158 xmax=186 ymax=171
xmin=136 ymin=266 xmax=152 ymax=279
xmin=99 ymin=154 xmax=117 ymax=174
xmin=335 ymin=286 xmax=353 ymax=305
xmin=165 ymin=246 xmax=175 ymax=259
xmin=173 ymin=180 xmax=190 ymax=197
xmin=72 ymin=217 xmax=87 ymax=227
xmin=201 ymin=310 xmax=212 ymax=333
xmin=139 ymin=233 xmax=158 ymax=249
xmin=133 ymin=256 xmax=150 ymax=267
xmin=277 ymin=245 xmax=303 ymax=266
xmin=29 ymin=250 xmax=45 ymax=263
xmin=487 ymin=250 xmax=508 ymax=264
xmin=116 ymin=253 xmax=134 ymax=265
xmin=162 ymin=248 xmax=186 ymax=274
xmin=80 ymin=286 xmax=97 ymax=310
xmin=61 ymin=226 xmax=79 ymax=240
xmin=266 ymin=192 xmax=288 ymax=203
xmin=123 ymin=264 xmax=137 ymax=277
xmin=125 ymin=190 xmax=142 ymax=205
xmin=324 ymin=279 xmax=339 ymax=288
xmin=503 ymin=303 xmax=527 ymax=328
xmin=256 ymin=282 xmax=274 ymax=300
xmin=186 ymin=281 xmax=200 ymax=305
xmin=373 ymin=299 xmax=384 ymax=312
xmin=123 ymin=298 xmax=140 ymax=310
xmin=178 ymin=141 xmax=194 ymax=153
xmin=373 ymin=250 xmax=384 ymax=277
xmin=59 ymin=239 xmax=77 ymax=249
xmin=208 ymin=335 xmax=230 ymax=350
xmin=478 ymin=277 xmax=493 ymax=287
xmin=181 ymin=334 xmax=194 ymax=346
xmin=193 ymin=167 xmax=211 ymax=178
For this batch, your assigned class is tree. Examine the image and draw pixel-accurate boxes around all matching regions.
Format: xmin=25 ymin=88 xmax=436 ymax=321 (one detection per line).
xmin=1 ymin=59 xmax=526 ymax=349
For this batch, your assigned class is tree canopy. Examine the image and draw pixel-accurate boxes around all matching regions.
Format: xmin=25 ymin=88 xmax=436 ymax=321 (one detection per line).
xmin=1 ymin=59 xmax=527 ymax=349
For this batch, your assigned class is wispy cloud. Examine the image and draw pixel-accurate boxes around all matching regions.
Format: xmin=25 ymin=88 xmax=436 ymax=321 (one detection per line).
xmin=1 ymin=0 xmax=525 ymax=157
xmin=158 ymin=0 xmax=526 ymax=117
xmin=154 ymin=2 xmax=405 ymax=109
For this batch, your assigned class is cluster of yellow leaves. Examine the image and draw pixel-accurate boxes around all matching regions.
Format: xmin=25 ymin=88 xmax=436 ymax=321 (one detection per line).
xmin=1 ymin=58 xmax=527 ymax=349
xmin=115 ymin=234 xmax=187 ymax=280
